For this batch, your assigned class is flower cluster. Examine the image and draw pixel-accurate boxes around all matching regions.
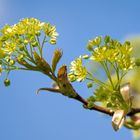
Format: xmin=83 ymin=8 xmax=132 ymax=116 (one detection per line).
xmin=0 ymin=18 xmax=58 ymax=58
xmin=68 ymin=56 xmax=87 ymax=82
xmin=0 ymin=18 xmax=58 ymax=45
xmin=88 ymin=36 xmax=135 ymax=71
xmin=69 ymin=36 xmax=138 ymax=132
xmin=0 ymin=18 xmax=58 ymax=83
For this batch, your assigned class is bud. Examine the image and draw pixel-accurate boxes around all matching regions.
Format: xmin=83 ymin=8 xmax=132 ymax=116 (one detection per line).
xmin=50 ymin=38 xmax=56 ymax=45
xmin=36 ymin=31 xmax=41 ymax=36
xmin=24 ymin=39 xmax=28 ymax=45
xmin=107 ymin=102 xmax=112 ymax=108
xmin=87 ymin=40 xmax=94 ymax=51
xmin=31 ymin=41 xmax=38 ymax=47
xmin=82 ymin=55 xmax=89 ymax=59
xmin=104 ymin=36 xmax=110 ymax=44
xmin=19 ymin=44 xmax=24 ymax=51
xmin=87 ymin=96 xmax=96 ymax=102
xmin=5 ymin=56 xmax=10 ymax=62
xmin=94 ymin=36 xmax=102 ymax=46
xmin=52 ymin=49 xmax=62 ymax=72
xmin=4 ymin=79 xmax=11 ymax=87
xmin=9 ymin=59 xmax=15 ymax=66
xmin=17 ymin=54 xmax=24 ymax=61
xmin=124 ymin=41 xmax=131 ymax=46
xmin=68 ymin=73 xmax=76 ymax=82
xmin=135 ymin=59 xmax=140 ymax=66
xmin=87 ymin=101 xmax=93 ymax=108
xmin=87 ymin=82 xmax=93 ymax=88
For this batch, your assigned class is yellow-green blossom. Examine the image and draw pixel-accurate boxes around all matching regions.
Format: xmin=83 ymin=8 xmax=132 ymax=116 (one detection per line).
xmin=0 ymin=18 xmax=58 ymax=46
xmin=89 ymin=36 xmax=135 ymax=71
xmin=117 ymin=56 xmax=135 ymax=70
xmin=3 ymin=41 xmax=16 ymax=54
xmin=0 ymin=25 xmax=15 ymax=37
xmin=69 ymin=56 xmax=87 ymax=82
xmin=90 ymin=46 xmax=106 ymax=61
xmin=104 ymin=48 xmax=119 ymax=61
xmin=87 ymin=36 xmax=102 ymax=50
xmin=0 ymin=17 xmax=59 ymax=81
xmin=43 ymin=23 xmax=58 ymax=44
xmin=119 ymin=41 xmax=132 ymax=56
xmin=13 ymin=18 xmax=44 ymax=35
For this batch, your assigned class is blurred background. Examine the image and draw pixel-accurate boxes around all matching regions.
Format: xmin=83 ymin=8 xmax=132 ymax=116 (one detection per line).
xmin=0 ymin=0 xmax=140 ymax=140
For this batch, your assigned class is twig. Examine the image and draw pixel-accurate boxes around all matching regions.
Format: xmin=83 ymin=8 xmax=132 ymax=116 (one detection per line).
xmin=38 ymin=88 xmax=140 ymax=117
xmin=127 ymin=108 xmax=140 ymax=116
xmin=74 ymin=94 xmax=114 ymax=116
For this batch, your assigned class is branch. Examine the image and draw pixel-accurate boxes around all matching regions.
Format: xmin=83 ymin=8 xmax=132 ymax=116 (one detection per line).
xmin=37 ymin=65 xmax=140 ymax=117
xmin=74 ymin=94 xmax=140 ymax=117
xmin=38 ymin=87 xmax=140 ymax=117
xmin=127 ymin=108 xmax=140 ymax=116
xmin=74 ymin=94 xmax=114 ymax=116
xmin=37 ymin=87 xmax=114 ymax=116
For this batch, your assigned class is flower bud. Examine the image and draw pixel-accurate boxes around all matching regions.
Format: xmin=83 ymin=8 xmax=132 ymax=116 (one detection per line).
xmin=36 ymin=31 xmax=41 ymax=36
xmin=82 ymin=55 xmax=89 ymax=59
xmin=19 ymin=44 xmax=24 ymax=51
xmin=87 ymin=40 xmax=94 ymax=51
xmin=50 ymin=38 xmax=56 ymax=45
xmin=87 ymin=101 xmax=94 ymax=108
xmin=31 ymin=41 xmax=38 ymax=47
xmin=87 ymin=82 xmax=93 ymax=88
xmin=94 ymin=36 xmax=102 ymax=46
xmin=5 ymin=56 xmax=10 ymax=62
xmin=135 ymin=59 xmax=140 ymax=66
xmin=104 ymin=36 xmax=110 ymax=44
xmin=9 ymin=59 xmax=15 ymax=66
xmin=17 ymin=54 xmax=24 ymax=61
xmin=24 ymin=39 xmax=28 ymax=45
xmin=4 ymin=79 xmax=11 ymax=87
xmin=68 ymin=73 xmax=76 ymax=82
xmin=124 ymin=41 xmax=130 ymax=46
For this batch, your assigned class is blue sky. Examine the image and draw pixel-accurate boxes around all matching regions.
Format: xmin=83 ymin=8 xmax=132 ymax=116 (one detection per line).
xmin=0 ymin=0 xmax=140 ymax=140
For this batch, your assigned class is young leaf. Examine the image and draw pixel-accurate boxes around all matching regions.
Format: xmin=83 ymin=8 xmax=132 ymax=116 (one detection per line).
xmin=52 ymin=49 xmax=62 ymax=72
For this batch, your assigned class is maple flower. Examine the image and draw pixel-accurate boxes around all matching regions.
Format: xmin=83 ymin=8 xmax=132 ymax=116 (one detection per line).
xmin=69 ymin=56 xmax=87 ymax=82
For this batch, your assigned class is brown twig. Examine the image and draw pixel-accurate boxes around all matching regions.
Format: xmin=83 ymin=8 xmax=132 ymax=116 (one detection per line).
xmin=127 ymin=108 xmax=140 ymax=116
xmin=74 ymin=94 xmax=140 ymax=117
xmin=37 ymin=86 xmax=140 ymax=117
xmin=37 ymin=65 xmax=140 ymax=117
xmin=74 ymin=94 xmax=114 ymax=116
